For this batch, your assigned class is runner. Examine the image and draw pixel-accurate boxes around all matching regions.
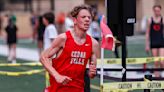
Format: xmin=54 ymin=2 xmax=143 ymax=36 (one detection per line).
xmin=40 ymin=4 xmax=99 ymax=92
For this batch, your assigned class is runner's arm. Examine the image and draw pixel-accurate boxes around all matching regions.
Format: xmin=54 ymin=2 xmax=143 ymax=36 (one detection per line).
xmin=89 ymin=38 xmax=99 ymax=78
xmin=40 ymin=33 xmax=72 ymax=83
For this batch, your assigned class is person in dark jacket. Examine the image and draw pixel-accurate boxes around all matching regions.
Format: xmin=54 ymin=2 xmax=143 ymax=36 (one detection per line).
xmin=5 ymin=18 xmax=18 ymax=63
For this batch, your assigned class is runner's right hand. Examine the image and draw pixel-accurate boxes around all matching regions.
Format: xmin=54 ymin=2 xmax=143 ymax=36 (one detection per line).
xmin=55 ymin=74 xmax=72 ymax=85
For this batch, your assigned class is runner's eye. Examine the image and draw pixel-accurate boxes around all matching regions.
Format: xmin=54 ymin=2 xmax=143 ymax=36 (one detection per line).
xmin=82 ymin=16 xmax=86 ymax=18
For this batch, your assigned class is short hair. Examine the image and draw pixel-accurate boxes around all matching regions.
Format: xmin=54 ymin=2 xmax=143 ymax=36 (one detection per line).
xmin=43 ymin=12 xmax=55 ymax=24
xmin=153 ymin=5 xmax=162 ymax=10
xmin=70 ymin=4 xmax=93 ymax=18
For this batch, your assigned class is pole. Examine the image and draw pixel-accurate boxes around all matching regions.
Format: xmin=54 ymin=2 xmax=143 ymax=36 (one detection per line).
xmin=100 ymin=48 xmax=104 ymax=92
xmin=120 ymin=0 xmax=127 ymax=82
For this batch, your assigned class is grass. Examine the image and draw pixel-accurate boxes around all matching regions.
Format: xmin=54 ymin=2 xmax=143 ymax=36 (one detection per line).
xmin=0 ymin=35 xmax=163 ymax=92
xmin=0 ymin=39 xmax=37 ymax=49
xmin=0 ymin=56 xmax=45 ymax=92
xmin=0 ymin=75 xmax=45 ymax=92
xmin=0 ymin=56 xmax=100 ymax=92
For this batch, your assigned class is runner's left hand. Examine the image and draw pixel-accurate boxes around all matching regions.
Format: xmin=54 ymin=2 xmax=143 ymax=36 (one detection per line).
xmin=88 ymin=61 xmax=96 ymax=78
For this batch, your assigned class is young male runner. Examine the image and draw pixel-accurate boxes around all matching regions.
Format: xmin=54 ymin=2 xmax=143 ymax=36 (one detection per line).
xmin=40 ymin=4 xmax=99 ymax=92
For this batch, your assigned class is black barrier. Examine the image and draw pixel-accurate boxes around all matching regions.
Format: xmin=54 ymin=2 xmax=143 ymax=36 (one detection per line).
xmin=84 ymin=70 xmax=90 ymax=92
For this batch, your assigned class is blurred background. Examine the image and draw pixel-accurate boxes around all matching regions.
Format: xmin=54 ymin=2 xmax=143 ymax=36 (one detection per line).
xmin=0 ymin=0 xmax=164 ymax=36
xmin=0 ymin=0 xmax=164 ymax=92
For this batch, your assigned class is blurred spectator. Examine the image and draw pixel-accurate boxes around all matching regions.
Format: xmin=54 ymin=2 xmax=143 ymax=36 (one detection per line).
xmin=56 ymin=12 xmax=65 ymax=34
xmin=97 ymin=13 xmax=103 ymax=25
xmin=56 ymin=12 xmax=65 ymax=25
xmin=87 ymin=14 xmax=101 ymax=59
xmin=145 ymin=5 xmax=164 ymax=77
xmin=88 ymin=15 xmax=101 ymax=42
xmin=34 ymin=15 xmax=45 ymax=57
xmin=64 ymin=12 xmax=74 ymax=31
xmin=10 ymin=13 xmax=17 ymax=24
xmin=5 ymin=18 xmax=18 ymax=63
xmin=0 ymin=15 xmax=2 ymax=35
xmin=141 ymin=16 xmax=148 ymax=34
xmin=42 ymin=12 xmax=58 ymax=50
xmin=30 ymin=11 xmax=38 ymax=29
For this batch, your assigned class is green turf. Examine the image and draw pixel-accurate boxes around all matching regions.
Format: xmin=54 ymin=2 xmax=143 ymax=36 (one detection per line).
xmin=0 ymin=75 xmax=45 ymax=92
xmin=0 ymin=55 xmax=100 ymax=92
xmin=0 ymin=56 xmax=45 ymax=92
xmin=0 ymin=39 xmax=37 ymax=49
xmin=0 ymin=36 xmax=163 ymax=92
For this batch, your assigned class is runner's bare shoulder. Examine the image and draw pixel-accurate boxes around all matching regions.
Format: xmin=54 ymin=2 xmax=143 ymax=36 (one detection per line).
xmin=52 ymin=33 xmax=67 ymax=48
xmin=91 ymin=37 xmax=99 ymax=50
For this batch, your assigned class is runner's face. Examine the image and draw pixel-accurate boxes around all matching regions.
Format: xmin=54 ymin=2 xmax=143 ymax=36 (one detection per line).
xmin=75 ymin=9 xmax=92 ymax=32
xmin=153 ymin=7 xmax=161 ymax=17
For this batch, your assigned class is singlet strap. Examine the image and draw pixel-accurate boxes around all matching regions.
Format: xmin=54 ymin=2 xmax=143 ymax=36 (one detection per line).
xmin=151 ymin=17 xmax=163 ymax=24
xmin=65 ymin=31 xmax=72 ymax=39
xmin=151 ymin=17 xmax=154 ymax=23
xmin=86 ymin=34 xmax=92 ymax=49
xmin=161 ymin=16 xmax=163 ymax=23
xmin=86 ymin=34 xmax=92 ymax=43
